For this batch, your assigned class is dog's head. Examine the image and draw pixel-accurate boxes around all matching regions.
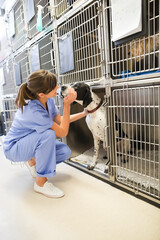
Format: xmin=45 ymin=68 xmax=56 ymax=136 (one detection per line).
xmin=61 ymin=82 xmax=93 ymax=108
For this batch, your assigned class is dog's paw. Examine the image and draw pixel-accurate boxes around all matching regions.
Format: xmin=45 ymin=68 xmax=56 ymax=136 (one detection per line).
xmin=104 ymin=167 xmax=108 ymax=174
xmin=87 ymin=164 xmax=95 ymax=170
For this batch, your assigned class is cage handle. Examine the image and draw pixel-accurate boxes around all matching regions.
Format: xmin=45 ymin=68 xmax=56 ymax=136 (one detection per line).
xmin=50 ymin=49 xmax=54 ymax=67
xmin=98 ymin=24 xmax=102 ymax=50
xmin=103 ymin=125 xmax=110 ymax=149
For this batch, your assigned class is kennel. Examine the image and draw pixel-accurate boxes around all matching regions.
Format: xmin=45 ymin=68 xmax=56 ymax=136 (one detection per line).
xmin=14 ymin=49 xmax=30 ymax=85
xmin=1 ymin=56 xmax=16 ymax=95
xmin=56 ymin=1 xmax=111 ymax=174
xmin=1 ymin=97 xmax=17 ymax=134
xmin=26 ymin=0 xmax=52 ymax=39
xmin=63 ymin=86 xmax=112 ymax=177
xmin=56 ymin=0 xmax=105 ymax=85
xmin=28 ymin=30 xmax=56 ymax=74
xmin=8 ymin=0 xmax=28 ymax=52
xmin=64 ymin=83 xmax=160 ymax=204
xmin=111 ymin=84 xmax=160 ymax=201
xmin=51 ymin=0 xmax=81 ymax=19
xmin=104 ymin=0 xmax=160 ymax=81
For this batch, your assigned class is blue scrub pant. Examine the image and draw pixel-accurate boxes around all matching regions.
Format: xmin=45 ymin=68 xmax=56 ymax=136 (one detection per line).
xmin=4 ymin=130 xmax=71 ymax=178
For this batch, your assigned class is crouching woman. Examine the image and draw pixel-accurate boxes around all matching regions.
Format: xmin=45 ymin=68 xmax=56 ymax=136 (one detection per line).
xmin=3 ymin=70 xmax=86 ymax=198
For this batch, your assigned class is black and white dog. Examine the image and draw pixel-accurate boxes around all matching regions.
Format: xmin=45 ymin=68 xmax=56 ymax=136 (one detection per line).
xmin=61 ymin=82 xmax=131 ymax=170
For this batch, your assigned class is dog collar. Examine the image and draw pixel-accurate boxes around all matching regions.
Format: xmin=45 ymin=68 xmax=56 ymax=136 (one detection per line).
xmin=87 ymin=99 xmax=103 ymax=114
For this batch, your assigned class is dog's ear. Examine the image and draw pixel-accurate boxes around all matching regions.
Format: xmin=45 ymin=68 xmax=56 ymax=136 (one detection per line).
xmin=83 ymin=89 xmax=92 ymax=108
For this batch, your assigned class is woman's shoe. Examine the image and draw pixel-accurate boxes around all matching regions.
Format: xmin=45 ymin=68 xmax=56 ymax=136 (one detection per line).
xmin=24 ymin=161 xmax=36 ymax=178
xmin=34 ymin=181 xmax=64 ymax=198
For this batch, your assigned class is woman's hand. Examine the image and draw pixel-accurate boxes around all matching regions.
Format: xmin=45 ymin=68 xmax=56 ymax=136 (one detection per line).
xmin=63 ymin=87 xmax=77 ymax=105
xmin=83 ymin=108 xmax=88 ymax=116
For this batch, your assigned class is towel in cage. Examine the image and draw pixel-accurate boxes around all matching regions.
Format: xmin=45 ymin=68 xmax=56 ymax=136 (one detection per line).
xmin=120 ymin=69 xmax=160 ymax=79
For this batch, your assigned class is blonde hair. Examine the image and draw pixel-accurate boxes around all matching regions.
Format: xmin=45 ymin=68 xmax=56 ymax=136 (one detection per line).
xmin=15 ymin=69 xmax=57 ymax=111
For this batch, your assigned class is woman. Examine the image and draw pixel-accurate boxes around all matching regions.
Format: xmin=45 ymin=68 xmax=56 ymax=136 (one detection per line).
xmin=3 ymin=70 xmax=86 ymax=198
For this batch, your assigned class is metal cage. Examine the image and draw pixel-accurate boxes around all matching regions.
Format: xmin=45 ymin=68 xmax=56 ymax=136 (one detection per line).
xmin=9 ymin=0 xmax=27 ymax=52
xmin=105 ymin=0 xmax=160 ymax=81
xmin=112 ymin=85 xmax=160 ymax=200
xmin=38 ymin=31 xmax=56 ymax=73
xmin=57 ymin=1 xmax=104 ymax=84
xmin=28 ymin=30 xmax=56 ymax=73
xmin=14 ymin=49 xmax=30 ymax=84
xmin=2 ymin=97 xmax=17 ymax=134
xmin=2 ymin=57 xmax=17 ymax=95
xmin=27 ymin=0 xmax=52 ymax=39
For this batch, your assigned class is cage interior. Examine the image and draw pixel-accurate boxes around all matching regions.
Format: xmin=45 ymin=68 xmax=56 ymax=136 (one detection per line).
xmin=65 ymin=87 xmax=110 ymax=174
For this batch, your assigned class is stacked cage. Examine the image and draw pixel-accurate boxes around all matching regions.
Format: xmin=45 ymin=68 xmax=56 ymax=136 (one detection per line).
xmin=103 ymin=0 xmax=160 ymax=203
xmin=55 ymin=0 xmax=112 ymax=174
xmin=0 ymin=0 xmax=159 ymax=205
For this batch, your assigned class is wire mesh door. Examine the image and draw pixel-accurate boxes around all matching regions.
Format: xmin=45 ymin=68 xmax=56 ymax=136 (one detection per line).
xmin=28 ymin=31 xmax=56 ymax=73
xmin=57 ymin=1 xmax=104 ymax=84
xmin=27 ymin=0 xmax=52 ymax=39
xmin=14 ymin=49 xmax=30 ymax=84
xmin=9 ymin=0 xmax=27 ymax=52
xmin=2 ymin=98 xmax=17 ymax=134
xmin=105 ymin=0 xmax=160 ymax=81
xmin=2 ymin=57 xmax=16 ymax=95
xmin=112 ymin=85 xmax=160 ymax=200
xmin=37 ymin=31 xmax=56 ymax=73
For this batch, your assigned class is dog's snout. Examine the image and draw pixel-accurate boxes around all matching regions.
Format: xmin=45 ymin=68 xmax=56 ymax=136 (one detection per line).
xmin=61 ymin=86 xmax=67 ymax=91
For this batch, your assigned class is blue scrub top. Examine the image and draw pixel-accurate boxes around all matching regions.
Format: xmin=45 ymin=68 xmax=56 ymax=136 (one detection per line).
xmin=3 ymin=98 xmax=59 ymax=151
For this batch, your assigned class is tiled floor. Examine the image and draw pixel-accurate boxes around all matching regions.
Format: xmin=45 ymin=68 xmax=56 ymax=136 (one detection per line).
xmin=0 ymin=142 xmax=160 ymax=240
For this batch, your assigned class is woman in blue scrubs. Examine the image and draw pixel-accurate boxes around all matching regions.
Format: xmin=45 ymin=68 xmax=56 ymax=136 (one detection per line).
xmin=3 ymin=70 xmax=86 ymax=198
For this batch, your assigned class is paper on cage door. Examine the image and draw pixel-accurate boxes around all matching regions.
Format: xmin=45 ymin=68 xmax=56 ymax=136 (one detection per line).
xmin=111 ymin=0 xmax=142 ymax=42
xmin=8 ymin=9 xmax=15 ymax=38
xmin=58 ymin=31 xmax=75 ymax=74
xmin=14 ymin=63 xmax=22 ymax=86
xmin=30 ymin=44 xmax=41 ymax=72
xmin=0 ymin=67 xmax=5 ymax=85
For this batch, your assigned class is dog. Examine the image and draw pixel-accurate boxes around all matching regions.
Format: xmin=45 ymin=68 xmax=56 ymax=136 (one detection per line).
xmin=61 ymin=82 xmax=131 ymax=170
xmin=128 ymin=34 xmax=159 ymax=62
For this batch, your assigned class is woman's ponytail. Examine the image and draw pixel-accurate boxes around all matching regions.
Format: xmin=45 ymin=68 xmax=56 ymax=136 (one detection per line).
xmin=15 ymin=83 xmax=36 ymax=112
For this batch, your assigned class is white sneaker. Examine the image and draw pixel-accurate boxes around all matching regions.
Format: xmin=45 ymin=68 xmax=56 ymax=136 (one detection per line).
xmin=34 ymin=181 xmax=64 ymax=198
xmin=24 ymin=161 xmax=36 ymax=178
